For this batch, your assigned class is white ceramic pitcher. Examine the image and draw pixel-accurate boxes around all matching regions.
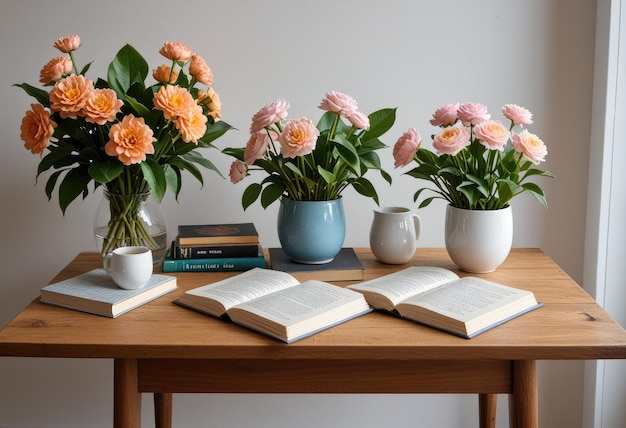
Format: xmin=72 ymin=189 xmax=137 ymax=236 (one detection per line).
xmin=369 ymin=207 xmax=422 ymax=264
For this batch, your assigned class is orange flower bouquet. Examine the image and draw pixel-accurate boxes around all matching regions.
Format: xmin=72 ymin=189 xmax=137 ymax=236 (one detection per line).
xmin=17 ymin=36 xmax=232 ymax=261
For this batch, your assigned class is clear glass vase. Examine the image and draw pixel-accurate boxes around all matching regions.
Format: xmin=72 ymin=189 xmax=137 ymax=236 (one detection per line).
xmin=94 ymin=189 xmax=168 ymax=267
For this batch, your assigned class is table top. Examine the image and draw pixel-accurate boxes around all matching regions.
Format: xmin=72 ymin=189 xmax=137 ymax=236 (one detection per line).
xmin=1 ymin=248 xmax=626 ymax=361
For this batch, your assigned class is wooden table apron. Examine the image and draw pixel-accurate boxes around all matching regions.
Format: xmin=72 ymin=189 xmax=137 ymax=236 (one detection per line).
xmin=2 ymin=249 xmax=626 ymax=428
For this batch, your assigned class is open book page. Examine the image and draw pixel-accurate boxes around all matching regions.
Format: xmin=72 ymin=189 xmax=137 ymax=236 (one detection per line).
xmin=348 ymin=266 xmax=460 ymax=310
xmin=227 ymin=280 xmax=370 ymax=340
xmin=178 ymin=268 xmax=300 ymax=316
xmin=398 ymin=277 xmax=538 ymax=326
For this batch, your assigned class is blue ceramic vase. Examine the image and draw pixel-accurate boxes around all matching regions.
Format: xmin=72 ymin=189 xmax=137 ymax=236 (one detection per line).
xmin=277 ymin=197 xmax=346 ymax=264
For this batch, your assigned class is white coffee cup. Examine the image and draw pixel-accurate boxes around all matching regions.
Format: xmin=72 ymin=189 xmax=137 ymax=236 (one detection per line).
xmin=104 ymin=246 xmax=153 ymax=289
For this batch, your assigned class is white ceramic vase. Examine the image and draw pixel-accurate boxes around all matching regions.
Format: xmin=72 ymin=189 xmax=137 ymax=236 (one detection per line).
xmin=369 ymin=207 xmax=422 ymax=264
xmin=444 ymin=205 xmax=513 ymax=273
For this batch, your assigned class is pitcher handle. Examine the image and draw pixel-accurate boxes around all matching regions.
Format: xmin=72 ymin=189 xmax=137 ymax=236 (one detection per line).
xmin=412 ymin=214 xmax=422 ymax=240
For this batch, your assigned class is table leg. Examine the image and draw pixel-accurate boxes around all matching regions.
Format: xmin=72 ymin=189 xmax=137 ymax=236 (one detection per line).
xmin=114 ymin=358 xmax=141 ymax=428
xmin=154 ymin=393 xmax=173 ymax=428
xmin=479 ymin=393 xmax=497 ymax=428
xmin=509 ymin=360 xmax=538 ymax=428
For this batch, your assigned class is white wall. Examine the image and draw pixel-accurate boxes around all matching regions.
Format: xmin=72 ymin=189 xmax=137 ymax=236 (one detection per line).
xmin=0 ymin=1 xmax=597 ymax=427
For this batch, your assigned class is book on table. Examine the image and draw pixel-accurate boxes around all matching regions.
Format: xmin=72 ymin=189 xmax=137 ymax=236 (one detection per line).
xmin=163 ymin=242 xmax=267 ymax=272
xmin=348 ymin=266 xmax=542 ymax=338
xmin=174 ymin=267 xmax=371 ymax=343
xmin=174 ymin=238 xmax=260 ymax=259
xmin=178 ymin=223 xmax=259 ymax=246
xmin=269 ymin=247 xmax=364 ymax=282
xmin=40 ymin=268 xmax=177 ymax=318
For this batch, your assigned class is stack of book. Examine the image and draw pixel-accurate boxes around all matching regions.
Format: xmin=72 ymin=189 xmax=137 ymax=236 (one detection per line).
xmin=163 ymin=223 xmax=267 ymax=272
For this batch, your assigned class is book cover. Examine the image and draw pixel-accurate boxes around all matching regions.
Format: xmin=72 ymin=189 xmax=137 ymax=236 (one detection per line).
xmin=175 ymin=240 xmax=260 ymax=259
xmin=163 ymin=245 xmax=267 ymax=272
xmin=40 ymin=269 xmax=177 ymax=318
xmin=269 ymin=247 xmax=364 ymax=282
xmin=178 ymin=223 xmax=259 ymax=245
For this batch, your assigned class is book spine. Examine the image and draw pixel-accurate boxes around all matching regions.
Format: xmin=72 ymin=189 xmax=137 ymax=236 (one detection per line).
xmin=176 ymin=244 xmax=259 ymax=259
xmin=162 ymin=256 xmax=267 ymax=272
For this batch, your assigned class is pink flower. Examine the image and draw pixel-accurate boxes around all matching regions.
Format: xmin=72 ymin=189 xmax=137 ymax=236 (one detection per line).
xmin=159 ymin=42 xmax=192 ymax=62
xmin=278 ymin=117 xmax=319 ymax=158
xmin=318 ymin=91 xmax=359 ymax=118
xmin=502 ymin=104 xmax=534 ymax=125
xmin=347 ymin=111 xmax=370 ymax=129
xmin=457 ymin=102 xmax=490 ymax=125
xmin=39 ymin=57 xmax=72 ymax=85
xmin=53 ymin=35 xmax=80 ymax=53
xmin=250 ymin=98 xmax=290 ymax=133
xmin=512 ymin=129 xmax=547 ymax=164
xmin=82 ymin=88 xmax=124 ymax=125
xmin=393 ymin=128 xmax=421 ymax=168
xmin=244 ymin=131 xmax=271 ymax=165
xmin=20 ymin=104 xmax=57 ymax=156
xmin=473 ymin=120 xmax=510 ymax=151
xmin=189 ymin=53 xmax=213 ymax=86
xmin=432 ymin=124 xmax=471 ymax=155
xmin=429 ymin=103 xmax=459 ymax=127
xmin=229 ymin=160 xmax=246 ymax=184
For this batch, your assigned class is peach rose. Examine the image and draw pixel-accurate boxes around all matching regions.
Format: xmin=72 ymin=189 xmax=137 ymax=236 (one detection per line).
xmin=244 ymin=131 xmax=271 ymax=165
xmin=318 ymin=91 xmax=359 ymax=118
xmin=39 ymin=57 xmax=72 ymax=85
xmin=502 ymin=104 xmax=534 ymax=125
xmin=82 ymin=88 xmax=123 ymax=125
xmin=432 ymin=124 xmax=471 ymax=155
xmin=429 ymin=103 xmax=459 ymax=127
xmin=175 ymin=105 xmax=207 ymax=144
xmin=197 ymin=87 xmax=222 ymax=120
xmin=49 ymin=74 xmax=94 ymax=119
xmin=512 ymin=129 xmax=547 ymax=164
xmin=189 ymin=54 xmax=213 ymax=86
xmin=159 ymin=42 xmax=192 ymax=62
xmin=152 ymin=65 xmax=178 ymax=84
xmin=472 ymin=120 xmax=510 ymax=151
xmin=105 ymin=115 xmax=156 ymax=166
xmin=393 ymin=128 xmax=421 ymax=168
xmin=457 ymin=102 xmax=490 ymax=126
xmin=250 ymin=98 xmax=290 ymax=133
xmin=53 ymin=35 xmax=80 ymax=53
xmin=347 ymin=111 xmax=370 ymax=129
xmin=20 ymin=104 xmax=57 ymax=156
xmin=278 ymin=117 xmax=319 ymax=158
xmin=229 ymin=160 xmax=246 ymax=184
xmin=153 ymin=85 xmax=196 ymax=120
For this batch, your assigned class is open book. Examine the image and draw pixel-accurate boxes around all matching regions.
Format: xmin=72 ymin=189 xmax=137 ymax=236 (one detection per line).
xmin=348 ymin=266 xmax=541 ymax=338
xmin=175 ymin=268 xmax=371 ymax=343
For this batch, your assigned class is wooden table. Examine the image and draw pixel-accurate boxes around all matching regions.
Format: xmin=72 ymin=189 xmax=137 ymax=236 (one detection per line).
xmin=1 ymin=248 xmax=626 ymax=428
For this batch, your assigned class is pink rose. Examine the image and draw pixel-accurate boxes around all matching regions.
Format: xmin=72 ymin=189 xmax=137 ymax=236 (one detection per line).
xmin=318 ymin=91 xmax=359 ymax=118
xmin=502 ymin=104 xmax=534 ymax=125
xmin=278 ymin=117 xmax=319 ymax=158
xmin=244 ymin=131 xmax=271 ymax=165
xmin=393 ymin=128 xmax=421 ymax=168
xmin=229 ymin=160 xmax=246 ymax=184
xmin=457 ymin=102 xmax=490 ymax=125
xmin=512 ymin=129 xmax=547 ymax=164
xmin=250 ymin=98 xmax=290 ymax=133
xmin=429 ymin=103 xmax=459 ymax=127
xmin=472 ymin=120 xmax=510 ymax=151
xmin=347 ymin=111 xmax=370 ymax=129
xmin=432 ymin=124 xmax=471 ymax=155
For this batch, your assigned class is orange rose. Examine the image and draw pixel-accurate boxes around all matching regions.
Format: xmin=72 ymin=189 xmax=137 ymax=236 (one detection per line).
xmin=39 ymin=57 xmax=72 ymax=85
xmin=204 ymin=87 xmax=222 ymax=120
xmin=189 ymin=54 xmax=213 ymax=85
xmin=82 ymin=88 xmax=123 ymax=125
xmin=153 ymin=85 xmax=196 ymax=120
xmin=49 ymin=74 xmax=94 ymax=119
xmin=53 ymin=35 xmax=80 ymax=53
xmin=159 ymin=42 xmax=192 ymax=62
xmin=152 ymin=65 xmax=178 ymax=84
xmin=175 ymin=105 xmax=207 ymax=144
xmin=20 ymin=104 xmax=57 ymax=156
xmin=104 ymin=115 xmax=156 ymax=165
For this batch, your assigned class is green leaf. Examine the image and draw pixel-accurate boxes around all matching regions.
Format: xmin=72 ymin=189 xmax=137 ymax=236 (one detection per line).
xmin=317 ymin=166 xmax=335 ymax=184
xmin=58 ymin=168 xmax=92 ymax=214
xmin=260 ymin=182 xmax=285 ymax=209
xmin=522 ymin=182 xmax=549 ymax=209
xmin=418 ymin=196 xmax=438 ymax=209
xmin=362 ymin=108 xmax=397 ymax=139
xmin=164 ymin=164 xmax=182 ymax=201
xmin=140 ymin=158 xmax=167 ymax=201
xmin=351 ymin=177 xmax=379 ymax=205
xmin=88 ymin=161 xmax=124 ymax=184
xmin=198 ymin=121 xmax=235 ymax=147
xmin=183 ymin=151 xmax=223 ymax=177
xmin=44 ymin=170 xmax=64 ymax=200
xmin=242 ymin=183 xmax=262 ymax=210
xmin=124 ymin=94 xmax=152 ymax=118
xmin=107 ymin=44 xmax=149 ymax=97
xmin=222 ymin=147 xmax=245 ymax=162
xmin=14 ymin=83 xmax=50 ymax=107
xmin=334 ymin=140 xmax=360 ymax=173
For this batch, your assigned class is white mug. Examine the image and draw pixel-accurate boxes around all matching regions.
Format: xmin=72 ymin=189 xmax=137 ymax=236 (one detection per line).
xmin=370 ymin=207 xmax=422 ymax=264
xmin=104 ymin=246 xmax=153 ymax=289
